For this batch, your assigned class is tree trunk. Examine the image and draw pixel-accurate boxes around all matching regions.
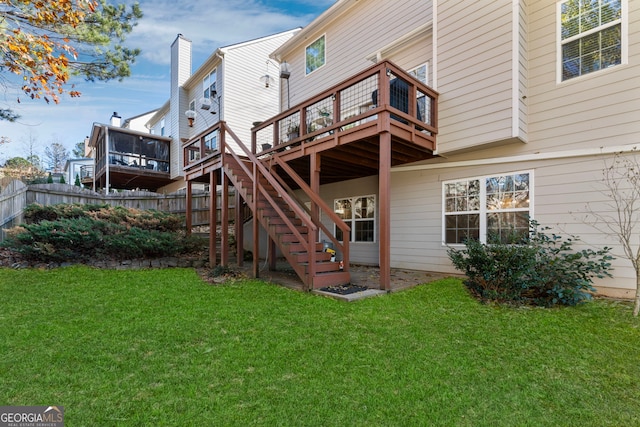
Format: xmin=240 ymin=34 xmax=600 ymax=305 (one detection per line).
xmin=634 ymin=273 xmax=640 ymax=317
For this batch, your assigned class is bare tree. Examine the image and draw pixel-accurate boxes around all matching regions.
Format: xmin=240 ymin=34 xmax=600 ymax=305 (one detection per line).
xmin=583 ymin=151 xmax=640 ymax=316
xmin=20 ymin=130 xmax=42 ymax=167
xmin=44 ymin=138 xmax=69 ymax=173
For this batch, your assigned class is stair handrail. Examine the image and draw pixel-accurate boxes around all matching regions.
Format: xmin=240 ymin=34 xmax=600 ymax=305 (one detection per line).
xmin=269 ymin=157 xmax=350 ymax=272
xmin=221 ymin=123 xmax=319 ymax=283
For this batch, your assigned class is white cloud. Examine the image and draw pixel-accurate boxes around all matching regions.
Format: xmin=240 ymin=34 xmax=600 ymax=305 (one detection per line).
xmin=128 ymin=0 xmax=327 ymax=65
xmin=0 ymin=0 xmax=336 ymax=162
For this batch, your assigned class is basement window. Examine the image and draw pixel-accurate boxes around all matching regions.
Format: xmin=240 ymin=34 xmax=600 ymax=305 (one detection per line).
xmin=334 ymin=195 xmax=376 ymax=243
xmin=443 ymin=171 xmax=532 ymax=244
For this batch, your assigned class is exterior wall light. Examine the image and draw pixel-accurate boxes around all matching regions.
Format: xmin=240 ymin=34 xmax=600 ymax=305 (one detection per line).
xmin=185 ymin=109 xmax=196 ymax=127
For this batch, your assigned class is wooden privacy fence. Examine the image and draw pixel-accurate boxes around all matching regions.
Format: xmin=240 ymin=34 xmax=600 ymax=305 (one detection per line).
xmin=0 ymin=181 xmax=233 ymax=242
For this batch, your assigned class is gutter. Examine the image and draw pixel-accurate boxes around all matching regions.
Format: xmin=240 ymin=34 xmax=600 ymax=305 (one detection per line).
xmin=391 ymin=143 xmax=640 ymax=173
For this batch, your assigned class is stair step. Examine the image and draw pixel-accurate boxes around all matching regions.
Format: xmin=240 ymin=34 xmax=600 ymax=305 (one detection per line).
xmin=272 ymin=224 xmax=308 ymax=234
xmin=311 ymin=271 xmax=351 ymax=289
xmin=263 ymin=215 xmax=301 ymax=226
xmin=280 ymin=233 xmax=309 ymax=243
xmin=304 ymin=261 xmax=342 ymax=274
xmin=291 ymin=251 xmax=333 ymax=263
xmin=287 ymin=242 xmax=324 ymax=253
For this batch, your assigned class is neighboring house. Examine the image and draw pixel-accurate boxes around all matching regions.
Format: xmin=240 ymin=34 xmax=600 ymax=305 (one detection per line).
xmin=184 ymin=0 xmax=639 ymax=297
xmin=87 ymin=29 xmax=298 ymax=193
xmin=146 ymin=29 xmax=300 ymax=193
xmin=64 ymin=157 xmax=94 ymax=187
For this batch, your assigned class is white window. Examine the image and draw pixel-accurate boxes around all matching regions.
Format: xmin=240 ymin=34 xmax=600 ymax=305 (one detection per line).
xmin=189 ymin=99 xmax=195 ymax=111
xmin=443 ymin=172 xmax=532 ymax=244
xmin=409 ymin=62 xmax=429 ymax=85
xmin=203 ymin=69 xmax=217 ymax=99
xmin=334 ymin=195 xmax=376 ymax=243
xmin=409 ymin=62 xmax=430 ymax=124
xmin=160 ymin=117 xmax=165 ymax=136
xmin=204 ymin=130 xmax=218 ymax=153
xmin=559 ymin=0 xmax=624 ymax=81
xmin=306 ymin=35 xmax=326 ymax=75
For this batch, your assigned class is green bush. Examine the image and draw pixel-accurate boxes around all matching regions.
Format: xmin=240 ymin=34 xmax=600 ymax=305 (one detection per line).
xmin=3 ymin=203 xmax=203 ymax=263
xmin=447 ymin=221 xmax=614 ymax=307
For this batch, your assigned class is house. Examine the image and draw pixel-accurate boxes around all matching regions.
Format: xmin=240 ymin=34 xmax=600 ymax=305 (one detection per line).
xmin=87 ymin=29 xmax=299 ymax=193
xmin=64 ymin=157 xmax=94 ymax=188
xmin=184 ymin=0 xmax=638 ymax=297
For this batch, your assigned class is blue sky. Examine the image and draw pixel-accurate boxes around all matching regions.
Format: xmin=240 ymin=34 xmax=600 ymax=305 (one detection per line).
xmin=0 ymin=0 xmax=334 ymax=162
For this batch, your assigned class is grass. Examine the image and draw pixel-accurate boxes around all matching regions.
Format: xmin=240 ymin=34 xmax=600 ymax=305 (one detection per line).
xmin=0 ymin=266 xmax=639 ymax=426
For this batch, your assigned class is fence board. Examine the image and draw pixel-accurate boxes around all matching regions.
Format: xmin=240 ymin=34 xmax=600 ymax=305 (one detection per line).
xmin=0 ymin=182 xmax=235 ymax=242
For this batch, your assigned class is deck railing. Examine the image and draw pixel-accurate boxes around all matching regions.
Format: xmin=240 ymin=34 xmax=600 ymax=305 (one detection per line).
xmin=251 ymin=60 xmax=438 ymax=155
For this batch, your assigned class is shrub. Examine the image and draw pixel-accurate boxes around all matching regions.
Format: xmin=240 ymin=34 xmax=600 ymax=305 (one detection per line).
xmin=448 ymin=221 xmax=614 ymax=307
xmin=3 ymin=203 xmax=203 ymax=263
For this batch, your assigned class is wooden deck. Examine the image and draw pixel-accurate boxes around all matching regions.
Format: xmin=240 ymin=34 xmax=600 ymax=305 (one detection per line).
xmin=183 ymin=60 xmax=439 ymax=290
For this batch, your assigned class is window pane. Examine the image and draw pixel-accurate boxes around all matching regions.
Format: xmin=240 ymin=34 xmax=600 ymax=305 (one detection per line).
xmin=487 ymin=212 xmax=529 ymax=243
xmin=354 ymin=196 xmax=375 ymax=219
xmin=445 ymin=183 xmax=456 ymax=198
xmin=602 ymin=0 xmax=622 ymax=23
xmin=445 ymin=197 xmax=456 ymax=212
xmin=306 ymin=36 xmax=326 ymax=74
xmin=561 ymin=0 xmax=622 ymax=81
xmin=445 ymin=213 xmax=479 ymax=244
xmin=334 ymin=199 xmax=351 ymax=219
xmin=355 ymin=220 xmax=374 ymax=242
xmin=336 ymin=220 xmax=352 ymax=242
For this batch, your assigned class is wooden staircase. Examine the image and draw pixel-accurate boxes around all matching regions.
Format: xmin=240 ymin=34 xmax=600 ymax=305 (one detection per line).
xmin=220 ymin=126 xmax=351 ymax=290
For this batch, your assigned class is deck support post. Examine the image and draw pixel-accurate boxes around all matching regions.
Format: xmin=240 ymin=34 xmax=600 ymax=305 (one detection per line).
xmin=268 ymin=236 xmax=276 ymax=271
xmin=252 ymin=163 xmax=260 ymax=279
xmin=235 ymin=189 xmax=243 ymax=267
xmin=186 ymin=179 xmax=193 ymax=236
xmin=221 ymin=172 xmax=230 ymax=267
xmin=209 ymin=171 xmax=217 ymax=268
xmin=379 ymin=130 xmax=392 ymax=291
xmin=310 ymin=152 xmax=321 ymax=243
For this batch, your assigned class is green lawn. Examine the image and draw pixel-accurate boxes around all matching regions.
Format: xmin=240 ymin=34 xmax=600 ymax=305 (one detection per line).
xmin=1 ymin=266 xmax=638 ymax=426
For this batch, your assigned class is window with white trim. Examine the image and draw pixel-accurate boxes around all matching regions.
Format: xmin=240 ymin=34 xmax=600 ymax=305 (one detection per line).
xmin=444 ymin=172 xmax=531 ymax=244
xmin=204 ymin=130 xmax=218 ymax=154
xmin=409 ymin=62 xmax=430 ymax=124
xmin=203 ymin=69 xmax=217 ymax=99
xmin=559 ymin=0 xmax=623 ymax=81
xmin=334 ymin=195 xmax=376 ymax=242
xmin=160 ymin=117 xmax=165 ymax=136
xmin=409 ymin=62 xmax=429 ymax=86
xmin=306 ymin=35 xmax=326 ymax=75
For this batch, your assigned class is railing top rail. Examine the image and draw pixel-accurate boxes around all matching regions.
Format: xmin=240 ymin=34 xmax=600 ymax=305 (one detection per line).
xmin=252 ymin=59 xmax=438 ymax=134
xmin=222 ymin=123 xmax=318 ymax=233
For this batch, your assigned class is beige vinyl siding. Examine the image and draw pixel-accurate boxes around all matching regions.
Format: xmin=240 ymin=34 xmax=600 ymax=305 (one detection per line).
xmin=223 ymin=32 xmax=295 ymax=151
xmin=517 ymin=0 xmax=528 ymax=141
xmin=384 ymin=32 xmax=433 ymax=84
xmin=436 ymin=0 xmax=518 ymax=153
xmin=389 ymin=152 xmax=637 ymax=298
xmin=314 ymin=176 xmax=379 ymax=266
xmin=527 ymin=0 xmax=640 ymax=153
xmin=284 ymin=0 xmax=433 ymax=106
